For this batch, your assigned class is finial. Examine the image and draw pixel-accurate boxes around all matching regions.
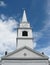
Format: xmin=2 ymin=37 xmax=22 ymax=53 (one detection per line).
xmin=22 ymin=10 xmax=27 ymax=22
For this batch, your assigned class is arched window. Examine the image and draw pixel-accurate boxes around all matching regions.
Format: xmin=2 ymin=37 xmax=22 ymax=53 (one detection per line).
xmin=22 ymin=31 xmax=28 ymax=36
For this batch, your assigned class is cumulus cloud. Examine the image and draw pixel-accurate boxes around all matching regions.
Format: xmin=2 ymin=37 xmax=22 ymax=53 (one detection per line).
xmin=0 ymin=1 xmax=6 ymax=7
xmin=0 ymin=14 xmax=18 ymax=57
xmin=0 ymin=14 xmax=7 ymax=20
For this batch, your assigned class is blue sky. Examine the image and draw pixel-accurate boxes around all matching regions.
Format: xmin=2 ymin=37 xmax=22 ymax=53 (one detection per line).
xmin=0 ymin=0 xmax=50 ymax=59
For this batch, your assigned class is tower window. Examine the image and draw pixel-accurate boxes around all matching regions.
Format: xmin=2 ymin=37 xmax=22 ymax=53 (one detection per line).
xmin=22 ymin=31 xmax=28 ymax=36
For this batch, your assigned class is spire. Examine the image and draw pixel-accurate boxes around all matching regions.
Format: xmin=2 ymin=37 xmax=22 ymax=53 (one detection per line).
xmin=22 ymin=10 xmax=27 ymax=22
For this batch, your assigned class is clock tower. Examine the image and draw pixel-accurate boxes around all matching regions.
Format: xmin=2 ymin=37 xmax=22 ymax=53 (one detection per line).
xmin=16 ymin=10 xmax=34 ymax=49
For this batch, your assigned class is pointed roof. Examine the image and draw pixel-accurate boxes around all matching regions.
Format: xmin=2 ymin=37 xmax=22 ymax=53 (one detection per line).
xmin=22 ymin=10 xmax=28 ymax=22
xmin=1 ymin=46 xmax=49 ymax=60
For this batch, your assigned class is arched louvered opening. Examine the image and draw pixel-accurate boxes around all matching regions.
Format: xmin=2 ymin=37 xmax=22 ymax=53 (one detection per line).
xmin=22 ymin=31 xmax=28 ymax=36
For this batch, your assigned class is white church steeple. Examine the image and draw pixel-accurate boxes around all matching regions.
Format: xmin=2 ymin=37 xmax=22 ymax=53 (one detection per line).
xmin=16 ymin=10 xmax=34 ymax=49
xmin=22 ymin=10 xmax=27 ymax=22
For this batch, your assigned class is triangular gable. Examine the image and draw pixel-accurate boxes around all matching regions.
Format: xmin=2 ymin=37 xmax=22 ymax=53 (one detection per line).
xmin=2 ymin=46 xmax=49 ymax=60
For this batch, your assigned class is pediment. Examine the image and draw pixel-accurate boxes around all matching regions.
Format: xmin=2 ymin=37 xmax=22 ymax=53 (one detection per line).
xmin=2 ymin=47 xmax=48 ymax=60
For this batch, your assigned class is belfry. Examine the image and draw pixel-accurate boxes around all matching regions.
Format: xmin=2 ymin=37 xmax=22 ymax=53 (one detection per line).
xmin=17 ymin=10 xmax=33 ymax=49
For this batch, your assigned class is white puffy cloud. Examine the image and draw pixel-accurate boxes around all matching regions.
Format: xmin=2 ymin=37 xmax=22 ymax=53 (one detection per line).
xmin=0 ymin=14 xmax=7 ymax=20
xmin=0 ymin=14 xmax=18 ymax=56
xmin=0 ymin=1 xmax=6 ymax=7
